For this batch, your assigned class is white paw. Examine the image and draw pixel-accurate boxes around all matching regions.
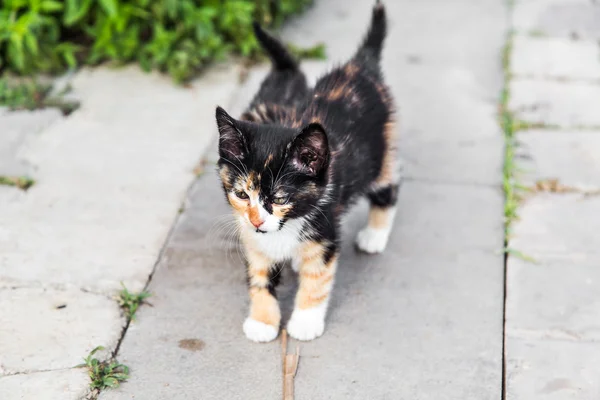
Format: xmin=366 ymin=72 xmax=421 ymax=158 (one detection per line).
xmin=243 ymin=318 xmax=279 ymax=343
xmin=287 ymin=305 xmax=327 ymax=341
xmin=355 ymin=226 xmax=391 ymax=254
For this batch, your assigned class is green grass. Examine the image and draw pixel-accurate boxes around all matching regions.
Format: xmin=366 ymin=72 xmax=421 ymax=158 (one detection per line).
xmin=78 ymin=346 xmax=129 ymax=391
xmin=0 ymin=176 xmax=36 ymax=190
xmin=0 ymin=78 xmax=80 ymax=114
xmin=528 ymin=30 xmax=547 ymax=38
xmin=118 ymin=283 xmax=151 ymax=321
xmin=504 ymin=247 xmax=537 ymax=263
xmin=500 ymin=33 xmax=520 ymax=233
xmin=500 ymin=33 xmax=536 ymax=263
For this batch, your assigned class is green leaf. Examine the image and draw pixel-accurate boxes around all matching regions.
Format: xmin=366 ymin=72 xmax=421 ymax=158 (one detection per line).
xmin=23 ymin=34 xmax=39 ymax=56
xmin=40 ymin=1 xmax=63 ymax=12
xmin=64 ymin=0 xmax=93 ymax=26
xmin=89 ymin=346 xmax=105 ymax=356
xmin=98 ymin=0 xmax=118 ymax=17
xmin=111 ymin=373 xmax=129 ymax=381
xmin=103 ymin=377 xmax=119 ymax=387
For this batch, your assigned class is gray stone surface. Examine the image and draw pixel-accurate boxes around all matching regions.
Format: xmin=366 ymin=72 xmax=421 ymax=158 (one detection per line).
xmin=505 ymin=194 xmax=600 ymax=398
xmin=0 ymin=109 xmax=62 ymax=176
xmin=505 ymin=338 xmax=600 ymax=400
xmin=516 ymin=130 xmax=600 ymax=188
xmin=0 ymin=287 xmax=123 ymax=373
xmin=512 ymin=35 xmax=600 ymax=80
xmin=0 ymin=64 xmax=241 ymax=397
xmin=514 ymin=0 xmax=600 ymax=40
xmin=510 ymin=80 xmax=600 ymax=128
xmin=0 ymin=369 xmax=89 ymax=400
xmin=510 ymin=194 xmax=600 ymax=259
xmin=506 ymin=256 xmax=600 ymax=341
xmin=0 ymin=65 xmax=240 ymax=294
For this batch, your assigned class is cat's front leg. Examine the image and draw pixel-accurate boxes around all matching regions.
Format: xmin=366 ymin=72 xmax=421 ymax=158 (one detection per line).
xmin=242 ymin=243 xmax=281 ymax=343
xmin=287 ymin=241 xmax=338 ymax=341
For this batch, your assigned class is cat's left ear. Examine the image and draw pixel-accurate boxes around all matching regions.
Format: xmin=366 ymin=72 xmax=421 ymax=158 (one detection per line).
xmin=216 ymin=106 xmax=247 ymax=160
xmin=289 ymin=123 xmax=330 ymax=176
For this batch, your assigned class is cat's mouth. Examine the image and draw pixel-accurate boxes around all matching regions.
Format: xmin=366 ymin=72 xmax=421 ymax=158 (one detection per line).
xmin=255 ymin=228 xmax=267 ymax=234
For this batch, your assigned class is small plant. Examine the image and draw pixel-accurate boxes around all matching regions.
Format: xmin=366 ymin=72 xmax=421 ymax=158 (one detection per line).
xmin=78 ymin=346 xmax=129 ymax=390
xmin=0 ymin=176 xmax=35 ymax=190
xmin=118 ymin=283 xmax=151 ymax=320
xmin=0 ymin=77 xmax=79 ymax=114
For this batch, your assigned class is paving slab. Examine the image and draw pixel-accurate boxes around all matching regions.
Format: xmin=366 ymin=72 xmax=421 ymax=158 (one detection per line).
xmin=511 ymin=35 xmax=600 ymax=80
xmin=0 ymin=109 xmax=63 ymax=177
xmin=505 ymin=337 xmax=600 ymax=400
xmin=506 ymin=256 xmax=600 ymax=342
xmin=0 ymin=287 xmax=123 ymax=374
xmin=0 ymin=64 xmax=240 ymax=294
xmin=516 ymin=130 xmax=600 ymax=188
xmin=101 ymin=171 xmax=504 ymax=400
xmin=0 ymin=368 xmax=90 ymax=400
xmin=510 ymin=193 xmax=600 ymax=259
xmin=509 ymin=80 xmax=600 ymax=128
xmin=505 ymin=193 xmax=600 ymax=399
xmin=513 ymin=0 xmax=600 ymax=40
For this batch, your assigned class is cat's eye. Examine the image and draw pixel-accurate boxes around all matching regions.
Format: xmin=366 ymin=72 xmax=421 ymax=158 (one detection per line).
xmin=272 ymin=196 xmax=288 ymax=205
xmin=234 ymin=190 xmax=249 ymax=199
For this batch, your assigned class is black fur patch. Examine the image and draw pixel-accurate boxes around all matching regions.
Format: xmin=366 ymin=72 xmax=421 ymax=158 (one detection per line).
xmin=368 ymin=184 xmax=399 ymax=208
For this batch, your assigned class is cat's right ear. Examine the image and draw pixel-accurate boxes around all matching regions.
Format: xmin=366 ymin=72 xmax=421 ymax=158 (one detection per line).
xmin=216 ymin=106 xmax=247 ymax=160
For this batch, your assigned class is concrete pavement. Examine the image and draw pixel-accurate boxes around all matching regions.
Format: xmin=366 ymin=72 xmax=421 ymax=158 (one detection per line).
xmin=505 ymin=1 xmax=600 ymax=399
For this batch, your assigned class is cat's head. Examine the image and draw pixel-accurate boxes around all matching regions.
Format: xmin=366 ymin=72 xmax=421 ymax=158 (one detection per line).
xmin=215 ymin=106 xmax=330 ymax=233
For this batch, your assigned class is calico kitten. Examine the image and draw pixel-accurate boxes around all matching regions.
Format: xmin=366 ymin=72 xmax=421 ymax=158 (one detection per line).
xmin=215 ymin=0 xmax=398 ymax=342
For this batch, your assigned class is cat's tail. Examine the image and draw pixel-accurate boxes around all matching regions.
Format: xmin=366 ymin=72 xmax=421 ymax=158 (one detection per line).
xmin=355 ymin=0 xmax=387 ymax=64
xmin=253 ymin=22 xmax=299 ymax=71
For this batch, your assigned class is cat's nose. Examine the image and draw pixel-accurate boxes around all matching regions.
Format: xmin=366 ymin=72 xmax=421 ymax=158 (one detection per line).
xmin=248 ymin=207 xmax=264 ymax=228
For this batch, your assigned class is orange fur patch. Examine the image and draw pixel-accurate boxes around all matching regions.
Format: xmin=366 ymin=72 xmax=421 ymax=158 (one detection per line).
xmin=295 ymin=243 xmax=338 ymax=310
xmin=344 ymin=62 xmax=360 ymax=77
xmin=272 ymin=204 xmax=291 ymax=219
xmin=219 ymin=166 xmax=233 ymax=190
xmin=374 ymin=120 xmax=398 ymax=187
xmin=248 ymin=206 xmax=262 ymax=227
xmin=249 ymin=287 xmax=281 ymax=327
xmin=368 ymin=207 xmax=393 ymax=230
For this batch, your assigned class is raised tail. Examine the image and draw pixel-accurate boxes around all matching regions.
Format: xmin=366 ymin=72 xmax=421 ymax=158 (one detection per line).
xmin=253 ymin=22 xmax=298 ymax=71
xmin=355 ymin=0 xmax=387 ymax=63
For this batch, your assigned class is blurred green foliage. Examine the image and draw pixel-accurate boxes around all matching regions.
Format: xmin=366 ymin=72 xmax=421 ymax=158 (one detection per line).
xmin=0 ymin=0 xmax=315 ymax=82
xmin=0 ymin=77 xmax=79 ymax=113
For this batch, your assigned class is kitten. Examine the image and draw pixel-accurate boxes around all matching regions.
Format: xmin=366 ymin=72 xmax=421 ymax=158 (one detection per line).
xmin=215 ymin=0 xmax=398 ymax=342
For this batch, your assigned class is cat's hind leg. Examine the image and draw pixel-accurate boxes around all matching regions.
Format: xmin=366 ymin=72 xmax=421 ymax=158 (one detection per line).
xmin=356 ymin=120 xmax=400 ymax=254
xmin=356 ymin=184 xmax=399 ymax=254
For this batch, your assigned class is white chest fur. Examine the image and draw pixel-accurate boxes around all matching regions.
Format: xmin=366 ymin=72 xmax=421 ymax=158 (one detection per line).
xmin=247 ymin=218 xmax=305 ymax=262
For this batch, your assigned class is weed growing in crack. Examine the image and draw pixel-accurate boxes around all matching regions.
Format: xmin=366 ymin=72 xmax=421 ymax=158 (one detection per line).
xmin=78 ymin=346 xmax=129 ymax=391
xmin=504 ymin=247 xmax=537 ymax=263
xmin=500 ymin=32 xmax=536 ymax=263
xmin=0 ymin=78 xmax=79 ymax=115
xmin=0 ymin=176 xmax=35 ymax=190
xmin=500 ymin=33 xmax=520 ymax=231
xmin=118 ymin=283 xmax=151 ymax=321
